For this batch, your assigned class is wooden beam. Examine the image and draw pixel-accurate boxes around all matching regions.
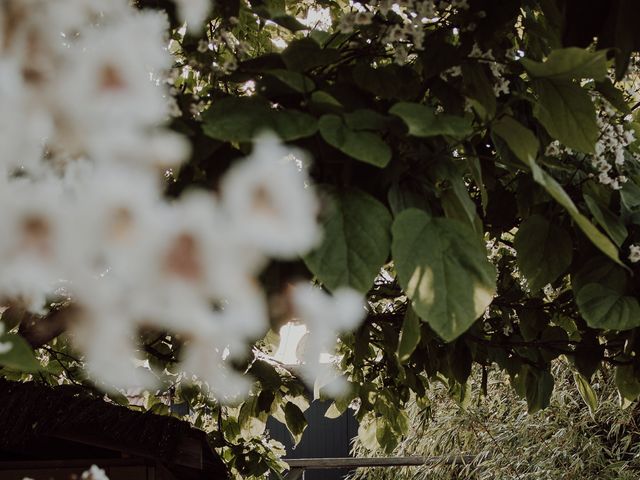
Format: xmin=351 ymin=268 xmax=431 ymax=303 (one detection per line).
xmin=283 ymin=455 xmax=481 ymax=470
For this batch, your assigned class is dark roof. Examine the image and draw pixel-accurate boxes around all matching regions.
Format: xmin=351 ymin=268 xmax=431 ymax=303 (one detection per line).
xmin=0 ymin=379 xmax=228 ymax=479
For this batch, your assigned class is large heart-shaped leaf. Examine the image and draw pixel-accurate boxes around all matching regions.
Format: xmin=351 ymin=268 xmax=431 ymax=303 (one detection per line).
xmin=514 ymin=215 xmax=573 ymax=291
xmin=202 ymin=97 xmax=317 ymax=142
xmin=392 ymin=209 xmax=496 ymax=342
xmin=532 ymin=79 xmax=599 ymax=154
xmin=576 ymin=283 xmax=640 ymax=330
xmin=305 ymin=189 xmax=392 ymax=293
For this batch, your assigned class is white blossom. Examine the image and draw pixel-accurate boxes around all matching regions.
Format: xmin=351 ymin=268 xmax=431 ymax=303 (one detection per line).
xmin=82 ymin=465 xmax=109 ymax=480
xmin=289 ymin=284 xmax=366 ymax=393
xmin=629 ymin=244 xmax=640 ymax=263
xmin=221 ymin=133 xmax=321 ymax=259
xmin=173 ymin=0 xmax=211 ymax=32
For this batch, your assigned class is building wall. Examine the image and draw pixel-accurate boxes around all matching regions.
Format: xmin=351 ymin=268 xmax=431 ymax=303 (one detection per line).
xmin=267 ymin=401 xmax=358 ymax=480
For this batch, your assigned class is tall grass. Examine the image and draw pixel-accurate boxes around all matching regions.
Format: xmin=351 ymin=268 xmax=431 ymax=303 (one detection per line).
xmin=349 ymin=362 xmax=640 ymax=479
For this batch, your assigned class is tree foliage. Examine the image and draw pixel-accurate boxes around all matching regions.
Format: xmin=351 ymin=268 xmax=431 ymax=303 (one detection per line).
xmin=6 ymin=0 xmax=640 ymax=478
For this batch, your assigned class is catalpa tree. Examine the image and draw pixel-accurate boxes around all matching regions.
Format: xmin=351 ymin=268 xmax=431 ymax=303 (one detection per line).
xmin=2 ymin=0 xmax=640 ymax=478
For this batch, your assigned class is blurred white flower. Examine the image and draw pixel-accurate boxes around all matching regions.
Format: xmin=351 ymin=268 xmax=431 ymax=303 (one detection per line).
xmin=52 ymin=12 xmax=171 ymax=155
xmin=221 ymin=133 xmax=321 ymax=259
xmin=289 ymin=283 xmax=366 ymax=392
xmin=81 ymin=464 xmax=110 ymax=480
xmin=0 ymin=322 xmax=12 ymax=354
xmin=174 ymin=0 xmax=211 ymax=32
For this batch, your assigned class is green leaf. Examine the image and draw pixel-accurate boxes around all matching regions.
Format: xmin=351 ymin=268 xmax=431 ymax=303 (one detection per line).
xmin=305 ymin=189 xmax=392 ymax=293
xmin=516 ymin=307 xmax=548 ymax=341
xmin=389 ymin=102 xmax=473 ymax=140
xmin=238 ymin=396 xmax=268 ymax=437
xmin=532 ymin=79 xmax=599 ymax=153
xmin=596 ymin=79 xmax=632 ymax=114
xmin=265 ymin=69 xmax=315 ymax=92
xmin=353 ymin=64 xmax=421 ymax=100
xmin=462 ymin=63 xmax=497 ymax=120
xmin=620 ymin=180 xmax=640 ymax=213
xmin=282 ymin=38 xmax=340 ymax=71
xmin=202 ymin=97 xmax=317 ymax=142
xmin=284 ymin=401 xmax=307 ymax=444
xmin=344 ymin=109 xmax=390 ymax=131
xmin=616 ymin=365 xmax=640 ymax=405
xmin=438 ymin=165 xmax=483 ymax=235
xmin=576 ymin=283 xmax=640 ymax=330
xmin=397 ymin=307 xmax=421 ymax=362
xmin=493 ymin=115 xmax=623 ymax=267
xmin=521 ymin=47 xmax=609 ymax=81
xmin=0 ymin=333 xmax=41 ymax=372
xmin=574 ymin=372 xmax=598 ymax=415
xmin=318 ymin=114 xmax=392 ymax=168
xmin=467 ymin=156 xmax=488 ymax=213
xmin=514 ymin=215 xmax=572 ymax=291
xmin=523 ymin=367 xmax=554 ymax=414
xmin=375 ymin=417 xmax=397 ymax=453
xmin=572 ymin=256 xmax=628 ymax=295
xmin=324 ymin=402 xmax=344 ymax=419
xmin=310 ymin=91 xmax=342 ymax=108
xmin=392 ymin=209 xmax=496 ymax=342
xmin=583 ymin=194 xmax=628 ymax=247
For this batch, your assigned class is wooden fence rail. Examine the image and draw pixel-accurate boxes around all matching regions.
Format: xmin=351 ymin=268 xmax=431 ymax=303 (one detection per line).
xmin=283 ymin=454 xmax=487 ymax=479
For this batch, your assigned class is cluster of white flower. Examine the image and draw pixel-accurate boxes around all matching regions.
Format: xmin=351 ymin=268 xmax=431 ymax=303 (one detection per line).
xmin=544 ymin=97 xmax=636 ymax=190
xmin=629 ymin=244 xmax=640 ymax=263
xmin=440 ymin=43 xmax=511 ymax=102
xmin=81 ymin=465 xmax=109 ymax=480
xmin=337 ymin=0 xmax=471 ymax=63
xmin=590 ymin=104 xmax=635 ymax=189
xmin=289 ymin=285 xmax=365 ymax=396
xmin=0 ymin=1 xmax=365 ymax=401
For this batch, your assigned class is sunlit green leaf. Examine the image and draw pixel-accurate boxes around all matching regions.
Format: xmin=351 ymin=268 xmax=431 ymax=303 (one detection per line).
xmin=392 ymin=209 xmax=496 ymax=342
xmin=521 ymin=47 xmax=609 ymax=81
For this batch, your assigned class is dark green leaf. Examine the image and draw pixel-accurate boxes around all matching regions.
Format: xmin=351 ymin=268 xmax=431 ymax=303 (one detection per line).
xmin=462 ymin=63 xmax=497 ymax=120
xmin=615 ymin=364 xmax=640 ymax=403
xmin=514 ymin=215 xmax=573 ymax=291
xmin=397 ymin=307 xmax=421 ymax=362
xmin=202 ymin=97 xmax=317 ymax=142
xmin=318 ymin=114 xmax=392 ymax=168
xmin=493 ymin=115 xmax=623 ymax=266
xmin=284 ymin=401 xmax=307 ymax=443
xmin=576 ymin=283 xmax=640 ymax=330
xmin=282 ymin=38 xmax=340 ymax=71
xmin=532 ymin=79 xmax=599 ymax=153
xmin=265 ymin=69 xmax=315 ymax=92
xmin=524 ymin=367 xmax=554 ymax=414
xmin=572 ymin=256 xmax=628 ymax=295
xmin=0 ymin=333 xmax=41 ymax=373
xmin=389 ymin=102 xmax=473 ymax=139
xmin=305 ymin=189 xmax=392 ymax=293
xmin=584 ymin=194 xmax=628 ymax=246
xmin=596 ymin=79 xmax=632 ymax=114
